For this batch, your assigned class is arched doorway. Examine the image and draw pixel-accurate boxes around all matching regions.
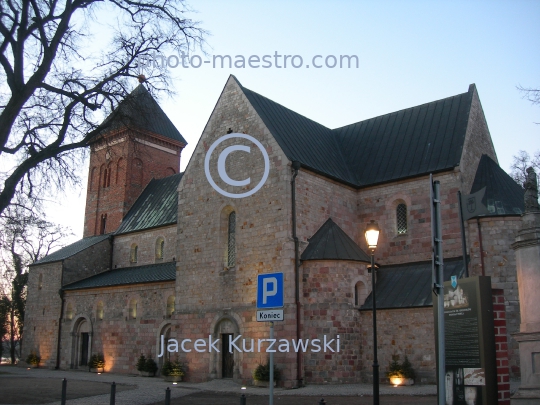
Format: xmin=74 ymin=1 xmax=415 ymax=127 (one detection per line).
xmin=157 ymin=323 xmax=172 ymax=374
xmin=211 ymin=317 xmax=241 ymax=380
xmin=71 ymin=317 xmax=92 ymax=369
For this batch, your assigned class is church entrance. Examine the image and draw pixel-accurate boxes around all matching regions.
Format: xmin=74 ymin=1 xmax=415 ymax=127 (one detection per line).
xmin=80 ymin=332 xmax=89 ymax=366
xmin=221 ymin=333 xmax=234 ymax=378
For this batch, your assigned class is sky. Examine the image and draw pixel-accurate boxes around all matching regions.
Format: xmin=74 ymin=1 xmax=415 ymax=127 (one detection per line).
xmin=44 ymin=0 xmax=540 ymax=243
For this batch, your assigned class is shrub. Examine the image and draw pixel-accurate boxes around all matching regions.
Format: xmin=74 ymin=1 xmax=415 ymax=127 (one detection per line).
xmin=144 ymin=358 xmax=158 ymax=374
xmin=385 ymin=355 xmax=415 ymax=380
xmin=136 ymin=354 xmax=147 ymax=372
xmin=89 ymin=353 xmax=105 ymax=369
xmin=253 ymin=361 xmax=281 ymax=382
xmin=26 ymin=352 xmax=41 ymax=366
xmin=161 ymin=359 xmax=184 ymax=377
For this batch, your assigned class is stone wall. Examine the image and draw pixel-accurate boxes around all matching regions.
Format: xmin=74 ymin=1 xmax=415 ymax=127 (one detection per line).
xmin=23 ymin=262 xmax=63 ymax=368
xmin=302 ymin=260 xmax=369 ymax=383
xmin=60 ymin=282 xmax=175 ymax=372
xmin=63 ymin=237 xmax=112 ymax=286
xmin=113 ymin=225 xmax=176 ymax=268
xmin=359 ymin=307 xmax=436 ymax=384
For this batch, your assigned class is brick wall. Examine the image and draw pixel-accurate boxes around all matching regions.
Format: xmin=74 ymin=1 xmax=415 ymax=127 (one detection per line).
xmin=84 ymin=129 xmax=183 ymax=237
xmin=493 ymin=289 xmax=511 ymax=405
xmin=467 ymin=217 xmax=521 ymax=377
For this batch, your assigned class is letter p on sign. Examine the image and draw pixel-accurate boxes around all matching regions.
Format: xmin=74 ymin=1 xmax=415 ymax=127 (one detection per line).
xmin=257 ymin=273 xmax=283 ymax=309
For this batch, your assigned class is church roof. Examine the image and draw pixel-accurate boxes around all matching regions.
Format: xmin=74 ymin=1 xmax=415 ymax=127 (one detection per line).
xmin=470 ymin=154 xmax=525 ymax=216
xmin=62 ymin=262 xmax=176 ymax=290
xmin=360 ymin=257 xmax=465 ymax=310
xmin=301 ymin=218 xmax=371 ymax=263
xmin=115 ymin=173 xmax=183 ymax=235
xmin=31 ymin=234 xmax=110 ymax=266
xmin=237 ymin=77 xmax=474 ymax=187
xmin=99 ymin=84 xmax=187 ymax=144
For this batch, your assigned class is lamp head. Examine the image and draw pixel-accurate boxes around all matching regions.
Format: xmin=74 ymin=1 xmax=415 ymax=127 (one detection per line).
xmin=365 ymin=220 xmax=380 ymax=250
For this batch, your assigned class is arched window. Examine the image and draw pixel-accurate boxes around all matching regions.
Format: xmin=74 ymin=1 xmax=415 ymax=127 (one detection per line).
xmin=66 ymin=303 xmax=73 ymax=320
xmin=90 ymin=167 xmax=97 ymax=191
xmin=166 ymin=296 xmax=175 ymax=318
xmin=227 ymin=211 xmax=236 ymax=267
xmin=116 ymin=158 xmax=125 ymax=185
xmin=396 ymin=203 xmax=408 ymax=235
xmin=129 ymin=299 xmax=137 ymax=319
xmin=355 ymin=281 xmax=368 ymax=306
xmin=96 ymin=301 xmax=104 ymax=320
xmin=38 ymin=273 xmax=43 ymax=290
xmin=130 ymin=244 xmax=138 ymax=263
xmin=155 ymin=237 xmax=165 ymax=260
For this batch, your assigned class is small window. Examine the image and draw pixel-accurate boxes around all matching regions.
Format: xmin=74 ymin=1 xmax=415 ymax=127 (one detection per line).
xmin=227 ymin=211 xmax=236 ymax=267
xmin=129 ymin=299 xmax=137 ymax=319
xmin=397 ymin=203 xmax=407 ymax=235
xmin=130 ymin=244 xmax=138 ymax=263
xmin=166 ymin=296 xmax=175 ymax=317
xmin=155 ymin=237 xmax=165 ymax=260
xmin=355 ymin=281 xmax=368 ymax=306
xmin=96 ymin=301 xmax=104 ymax=320
xmin=38 ymin=273 xmax=43 ymax=290
xmin=66 ymin=303 xmax=73 ymax=320
xmin=100 ymin=214 xmax=107 ymax=235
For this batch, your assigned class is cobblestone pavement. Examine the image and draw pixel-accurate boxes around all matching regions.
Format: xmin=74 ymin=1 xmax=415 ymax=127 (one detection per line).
xmin=3 ymin=365 xmax=519 ymax=405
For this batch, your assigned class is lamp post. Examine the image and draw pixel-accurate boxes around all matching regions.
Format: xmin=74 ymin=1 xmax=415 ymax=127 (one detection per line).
xmin=365 ymin=220 xmax=380 ymax=405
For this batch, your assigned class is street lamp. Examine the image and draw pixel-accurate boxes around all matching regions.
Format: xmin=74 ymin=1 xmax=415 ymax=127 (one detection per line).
xmin=365 ymin=219 xmax=380 ymax=405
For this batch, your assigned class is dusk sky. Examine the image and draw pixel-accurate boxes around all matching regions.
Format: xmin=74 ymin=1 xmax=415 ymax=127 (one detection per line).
xmin=46 ymin=0 xmax=540 ymax=241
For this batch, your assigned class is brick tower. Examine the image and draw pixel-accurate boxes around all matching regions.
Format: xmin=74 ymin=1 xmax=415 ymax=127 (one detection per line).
xmin=83 ymin=83 xmax=186 ymax=237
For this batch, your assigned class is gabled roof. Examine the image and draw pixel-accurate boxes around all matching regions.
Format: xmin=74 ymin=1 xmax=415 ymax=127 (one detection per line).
xmin=470 ymin=154 xmax=525 ymax=216
xmin=115 ymin=173 xmax=183 ymax=235
xmin=62 ymin=262 xmax=176 ymax=290
xmin=360 ymin=258 xmax=465 ymax=310
xmin=32 ymin=234 xmax=110 ymax=266
xmin=99 ymin=84 xmax=187 ymax=144
xmin=301 ymin=218 xmax=371 ymax=263
xmin=237 ymin=76 xmax=475 ymax=188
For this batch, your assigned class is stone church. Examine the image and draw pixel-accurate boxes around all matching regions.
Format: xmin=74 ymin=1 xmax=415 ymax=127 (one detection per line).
xmin=23 ymin=75 xmax=524 ymax=389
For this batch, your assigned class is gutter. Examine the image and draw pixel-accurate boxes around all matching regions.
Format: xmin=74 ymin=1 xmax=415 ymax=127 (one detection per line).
xmin=291 ymin=161 xmax=302 ymax=387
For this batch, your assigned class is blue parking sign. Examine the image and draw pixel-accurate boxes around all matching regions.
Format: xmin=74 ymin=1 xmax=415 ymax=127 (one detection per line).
xmin=257 ymin=273 xmax=283 ymax=309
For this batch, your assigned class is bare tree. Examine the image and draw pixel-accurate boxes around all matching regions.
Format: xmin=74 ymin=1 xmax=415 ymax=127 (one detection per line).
xmin=510 ymin=150 xmax=540 ymax=187
xmin=0 ymin=206 xmax=69 ymax=363
xmin=0 ymin=0 xmax=206 ymax=218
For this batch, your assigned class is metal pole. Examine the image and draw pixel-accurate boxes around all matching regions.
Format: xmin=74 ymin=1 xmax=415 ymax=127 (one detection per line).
xmin=269 ymin=321 xmax=274 ymax=405
xmin=457 ymin=191 xmax=469 ymax=277
xmin=165 ymin=387 xmax=171 ymax=405
xmin=240 ymin=393 xmax=246 ymax=405
xmin=110 ymin=381 xmax=116 ymax=405
xmin=371 ymin=251 xmax=379 ymax=405
xmin=433 ymin=181 xmax=446 ymax=405
xmin=61 ymin=378 xmax=67 ymax=405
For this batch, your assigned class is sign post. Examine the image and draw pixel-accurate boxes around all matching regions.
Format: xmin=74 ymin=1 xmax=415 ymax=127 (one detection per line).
xmin=257 ymin=273 xmax=284 ymax=405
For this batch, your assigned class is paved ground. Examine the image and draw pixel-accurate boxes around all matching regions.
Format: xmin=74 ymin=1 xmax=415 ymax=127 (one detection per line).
xmin=0 ymin=365 xmax=519 ymax=405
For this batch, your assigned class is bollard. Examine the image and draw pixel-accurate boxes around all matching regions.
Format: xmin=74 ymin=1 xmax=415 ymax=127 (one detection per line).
xmin=61 ymin=378 xmax=67 ymax=405
xmin=318 ymin=399 xmax=326 ymax=405
xmin=240 ymin=393 xmax=246 ymax=405
xmin=110 ymin=381 xmax=116 ymax=405
xmin=165 ymin=387 xmax=171 ymax=405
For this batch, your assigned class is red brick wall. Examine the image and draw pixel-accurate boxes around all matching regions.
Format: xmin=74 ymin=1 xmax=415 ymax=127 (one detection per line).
xmin=84 ymin=129 xmax=183 ymax=237
xmin=493 ymin=289 xmax=510 ymax=405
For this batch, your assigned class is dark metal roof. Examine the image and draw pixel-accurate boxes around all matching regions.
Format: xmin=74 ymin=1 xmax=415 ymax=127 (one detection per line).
xmin=62 ymin=262 xmax=176 ymax=290
xmin=237 ymin=76 xmax=474 ymax=188
xmin=32 ymin=234 xmax=110 ymax=266
xmin=301 ymin=218 xmax=371 ymax=263
xmin=237 ymin=78 xmax=356 ymax=185
xmin=100 ymin=84 xmax=186 ymax=144
xmin=360 ymin=258 xmax=465 ymax=310
xmin=470 ymin=154 xmax=525 ymax=216
xmin=115 ymin=173 xmax=183 ymax=235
